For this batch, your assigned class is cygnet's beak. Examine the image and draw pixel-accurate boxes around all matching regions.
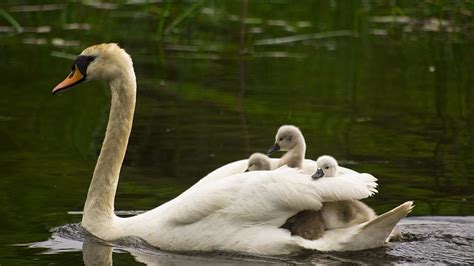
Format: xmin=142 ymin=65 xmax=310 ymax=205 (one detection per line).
xmin=266 ymin=143 xmax=280 ymax=155
xmin=52 ymin=65 xmax=85 ymax=94
xmin=312 ymin=168 xmax=324 ymax=179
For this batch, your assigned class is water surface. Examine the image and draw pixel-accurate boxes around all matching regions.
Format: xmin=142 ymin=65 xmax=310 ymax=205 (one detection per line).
xmin=0 ymin=1 xmax=473 ymax=264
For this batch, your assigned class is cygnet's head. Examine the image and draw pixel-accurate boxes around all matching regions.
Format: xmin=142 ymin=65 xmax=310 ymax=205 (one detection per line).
xmin=267 ymin=125 xmax=305 ymax=155
xmin=312 ymin=155 xmax=339 ymax=179
xmin=53 ymin=43 xmax=134 ymax=94
xmin=245 ymin=153 xmax=272 ymax=172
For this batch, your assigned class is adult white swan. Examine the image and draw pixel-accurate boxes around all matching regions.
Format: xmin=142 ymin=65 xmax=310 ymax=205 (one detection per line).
xmin=52 ymin=43 xmax=412 ymax=255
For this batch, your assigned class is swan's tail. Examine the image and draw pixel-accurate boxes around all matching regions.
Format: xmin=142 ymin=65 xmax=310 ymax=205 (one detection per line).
xmin=295 ymin=201 xmax=414 ymax=251
xmin=344 ymin=201 xmax=414 ymax=250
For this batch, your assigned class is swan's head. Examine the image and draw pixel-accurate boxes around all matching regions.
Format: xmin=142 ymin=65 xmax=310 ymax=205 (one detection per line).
xmin=245 ymin=153 xmax=272 ymax=172
xmin=52 ymin=43 xmax=134 ymax=94
xmin=312 ymin=155 xmax=338 ymax=179
xmin=267 ymin=125 xmax=304 ymax=155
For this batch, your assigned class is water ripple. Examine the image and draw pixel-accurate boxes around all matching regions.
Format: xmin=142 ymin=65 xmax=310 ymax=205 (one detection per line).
xmin=17 ymin=217 xmax=474 ymax=264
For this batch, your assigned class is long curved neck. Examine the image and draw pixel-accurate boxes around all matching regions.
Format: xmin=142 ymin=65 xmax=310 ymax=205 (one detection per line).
xmin=82 ymin=69 xmax=136 ymax=230
xmin=278 ymin=139 xmax=306 ymax=169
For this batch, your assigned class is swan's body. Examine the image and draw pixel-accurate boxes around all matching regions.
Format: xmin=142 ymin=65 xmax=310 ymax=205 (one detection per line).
xmin=190 ymin=158 xmax=412 ymax=251
xmin=52 ymin=43 xmax=411 ymax=255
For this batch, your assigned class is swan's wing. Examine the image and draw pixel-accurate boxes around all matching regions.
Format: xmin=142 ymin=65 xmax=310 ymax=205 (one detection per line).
xmin=313 ymin=173 xmax=378 ymax=202
xmin=168 ymin=169 xmax=287 ymax=225
xmin=168 ymin=177 xmax=243 ymax=225
xmin=169 ymin=159 xmax=266 ymax=224
xmin=192 ymin=159 xmax=248 ymax=187
xmin=337 ymin=166 xmax=359 ymax=175
xmin=299 ymin=159 xmax=317 ymax=175
xmin=192 ymin=158 xmax=358 ymax=187
xmin=169 ymin=168 xmax=294 ymax=225
xmin=190 ymin=158 xmax=281 ymax=188
xmin=170 ymin=167 xmax=377 ymax=226
xmin=221 ymin=168 xmax=378 ymax=223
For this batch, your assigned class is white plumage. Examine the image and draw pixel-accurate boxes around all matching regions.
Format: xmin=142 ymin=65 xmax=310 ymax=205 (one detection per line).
xmin=114 ymin=166 xmax=378 ymax=254
xmin=52 ymin=43 xmax=412 ymax=255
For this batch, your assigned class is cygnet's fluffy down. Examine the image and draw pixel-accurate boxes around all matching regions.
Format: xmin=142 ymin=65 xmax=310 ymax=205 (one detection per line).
xmin=314 ymin=155 xmax=403 ymax=241
xmin=267 ymin=125 xmax=306 ymax=169
xmin=246 ymin=151 xmax=326 ymax=240
xmin=280 ymin=210 xmax=326 ymax=240
xmin=246 ymin=153 xmax=273 ymax=172
xmin=314 ymin=155 xmax=377 ymax=230
xmin=319 ymin=200 xmax=377 ymax=229
xmin=247 ymin=125 xmax=325 ymax=240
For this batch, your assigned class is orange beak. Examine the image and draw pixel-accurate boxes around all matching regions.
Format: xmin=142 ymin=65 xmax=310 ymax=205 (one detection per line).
xmin=52 ymin=65 xmax=85 ymax=94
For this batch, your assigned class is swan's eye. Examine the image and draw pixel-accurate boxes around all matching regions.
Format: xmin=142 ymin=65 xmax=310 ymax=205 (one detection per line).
xmin=73 ymin=55 xmax=97 ymax=76
xmin=325 ymin=166 xmax=329 ymax=169
xmin=279 ymin=138 xmax=283 ymax=141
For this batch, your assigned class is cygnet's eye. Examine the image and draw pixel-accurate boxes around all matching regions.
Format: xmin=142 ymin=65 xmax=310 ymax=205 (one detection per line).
xmin=288 ymin=136 xmax=292 ymax=141
xmin=279 ymin=137 xmax=283 ymax=141
xmin=325 ymin=166 xmax=330 ymax=169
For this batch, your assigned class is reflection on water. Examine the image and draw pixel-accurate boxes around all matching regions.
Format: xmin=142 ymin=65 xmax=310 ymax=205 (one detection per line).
xmin=22 ymin=217 xmax=474 ymax=264
xmin=27 ymin=223 xmax=292 ymax=265
xmin=1 ymin=0 xmax=473 ymax=264
xmin=83 ymin=242 xmax=113 ymax=266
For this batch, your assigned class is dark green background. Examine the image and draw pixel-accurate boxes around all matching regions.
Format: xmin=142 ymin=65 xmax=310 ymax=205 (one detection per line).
xmin=0 ymin=0 xmax=473 ymax=264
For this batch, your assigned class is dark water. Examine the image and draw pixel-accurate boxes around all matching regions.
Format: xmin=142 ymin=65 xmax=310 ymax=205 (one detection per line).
xmin=1 ymin=1 xmax=473 ymax=264
xmin=16 ymin=217 xmax=474 ymax=264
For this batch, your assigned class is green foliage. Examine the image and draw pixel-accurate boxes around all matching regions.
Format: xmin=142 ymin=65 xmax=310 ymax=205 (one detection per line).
xmin=0 ymin=8 xmax=22 ymax=33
